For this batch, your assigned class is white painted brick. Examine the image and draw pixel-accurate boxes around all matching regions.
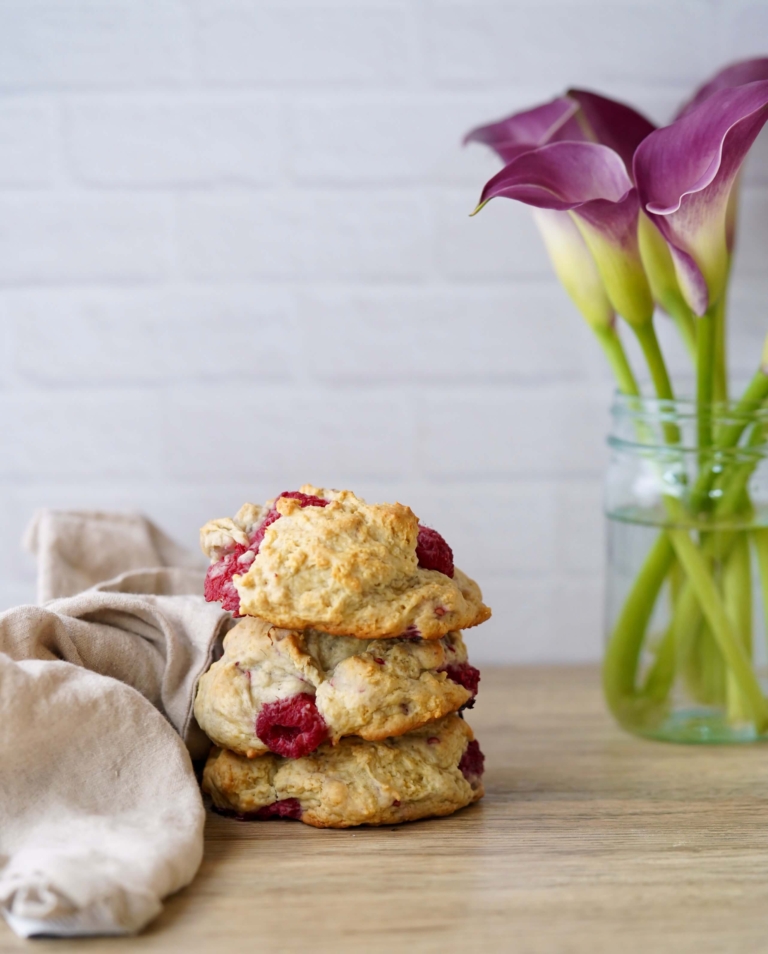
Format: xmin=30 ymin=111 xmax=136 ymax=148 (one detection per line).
xmin=730 ymin=188 xmax=768 ymax=283
xmin=2 ymin=480 xmax=251 ymax=568
xmin=0 ymin=100 xmax=56 ymax=186
xmin=5 ymin=287 xmax=296 ymax=385
xmin=66 ymin=97 xmax=280 ymax=187
xmin=434 ymin=188 xmax=552 ymax=279
xmin=469 ymin=576 xmax=602 ymax=664
xmin=426 ymin=2 xmax=716 ymax=88
xmin=298 ymin=285 xmax=599 ymax=383
xmin=0 ymin=390 xmax=164 ymax=480
xmin=724 ymin=278 xmax=768 ymax=379
xmin=411 ymin=483 xmax=557 ymax=575
xmin=555 ymin=481 xmax=605 ymax=576
xmin=178 ymin=192 xmax=430 ymax=281
xmin=467 ymin=576 xmax=554 ymax=664
xmin=723 ymin=3 xmax=768 ymax=67
xmin=311 ymin=478 xmax=557 ymax=576
xmin=0 ymin=1 xmax=190 ymax=89
xmin=289 ymin=95 xmax=509 ymax=186
xmin=419 ymin=385 xmax=612 ymax=479
xmin=0 ymin=196 xmax=170 ymax=285
xmin=164 ymin=387 xmax=416 ymax=482
xmin=196 ymin=1 xmax=412 ymax=86
xmin=740 ymin=127 xmax=768 ymax=188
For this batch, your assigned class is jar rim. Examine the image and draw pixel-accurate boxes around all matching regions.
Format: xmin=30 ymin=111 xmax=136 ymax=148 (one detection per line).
xmin=611 ymin=390 xmax=768 ymax=423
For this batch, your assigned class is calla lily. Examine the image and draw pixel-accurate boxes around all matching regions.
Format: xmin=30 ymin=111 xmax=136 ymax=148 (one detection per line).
xmin=464 ymin=90 xmax=654 ymax=171
xmin=466 ymin=92 xmax=656 ymax=379
xmin=634 ymin=81 xmax=768 ymax=317
xmin=677 ymin=57 xmax=768 ymax=119
xmin=463 ymin=96 xmax=581 ymax=163
xmin=475 ymin=141 xmax=653 ymax=328
xmin=566 ymin=89 xmax=655 ymax=172
xmin=637 ymin=211 xmax=697 ymax=357
xmin=677 ymin=58 xmax=768 ymax=256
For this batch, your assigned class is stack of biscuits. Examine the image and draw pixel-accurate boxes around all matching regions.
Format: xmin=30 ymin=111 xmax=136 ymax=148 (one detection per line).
xmin=195 ymin=486 xmax=491 ymax=828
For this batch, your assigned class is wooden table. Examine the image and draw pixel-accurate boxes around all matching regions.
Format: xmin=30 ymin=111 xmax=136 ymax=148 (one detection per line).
xmin=4 ymin=665 xmax=768 ymax=953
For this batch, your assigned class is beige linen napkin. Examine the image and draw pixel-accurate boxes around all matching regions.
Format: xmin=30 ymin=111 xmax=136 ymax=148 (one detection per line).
xmin=0 ymin=511 xmax=230 ymax=937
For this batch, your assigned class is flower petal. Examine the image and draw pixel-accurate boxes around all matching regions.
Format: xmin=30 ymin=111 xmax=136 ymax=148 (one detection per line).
xmin=475 ymin=142 xmax=652 ymax=325
xmin=677 ymin=57 xmax=768 ymax=119
xmin=477 ymin=140 xmax=632 ymax=209
xmin=463 ymin=96 xmax=580 ymax=162
xmin=634 ymin=80 xmax=768 ymax=314
xmin=567 ymin=89 xmax=656 ymax=173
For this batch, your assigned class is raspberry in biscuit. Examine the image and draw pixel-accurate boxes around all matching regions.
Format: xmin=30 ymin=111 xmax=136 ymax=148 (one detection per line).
xmin=194 ymin=616 xmax=478 ymax=758
xmin=202 ymin=714 xmax=484 ymax=828
xmin=200 ymin=486 xmax=491 ymax=639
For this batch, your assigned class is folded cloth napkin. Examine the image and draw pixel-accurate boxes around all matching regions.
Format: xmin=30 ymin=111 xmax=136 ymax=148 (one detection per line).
xmin=0 ymin=510 xmax=230 ymax=938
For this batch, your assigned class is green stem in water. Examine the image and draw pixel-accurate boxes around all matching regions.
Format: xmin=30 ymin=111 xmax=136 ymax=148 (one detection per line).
xmin=602 ymin=534 xmax=675 ymax=724
xmin=593 ymin=323 xmax=640 ymax=397
xmin=689 ymin=366 xmax=768 ymax=514
xmin=753 ymin=528 xmax=768 ymax=663
xmin=724 ymin=533 xmax=753 ymax=723
xmin=667 ymin=523 xmax=768 ymax=731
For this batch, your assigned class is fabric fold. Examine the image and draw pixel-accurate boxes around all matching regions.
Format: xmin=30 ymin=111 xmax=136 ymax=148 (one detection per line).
xmin=0 ymin=510 xmax=230 ymax=938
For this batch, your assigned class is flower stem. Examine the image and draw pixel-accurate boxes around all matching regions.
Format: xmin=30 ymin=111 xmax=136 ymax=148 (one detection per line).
xmin=724 ymin=533 xmax=753 ymax=722
xmin=667 ymin=523 xmax=768 ymax=731
xmin=666 ymin=302 xmax=698 ymax=365
xmin=696 ymin=305 xmax=717 ymax=457
xmin=633 ymin=321 xmax=675 ymax=401
xmin=593 ymin=324 xmax=639 ymax=396
xmin=753 ymin=529 xmax=768 ymax=661
xmin=713 ymin=294 xmax=728 ymax=403
xmin=603 ymin=533 xmax=675 ymax=722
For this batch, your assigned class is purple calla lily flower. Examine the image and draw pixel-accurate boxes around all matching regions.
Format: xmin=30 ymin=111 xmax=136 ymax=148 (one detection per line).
xmin=566 ymin=89 xmax=656 ymax=174
xmin=465 ymin=90 xmax=654 ymax=172
xmin=675 ymin=58 xmax=768 ymax=256
xmin=463 ymin=96 xmax=581 ymax=163
xmin=466 ymin=93 xmax=655 ymax=333
xmin=634 ymin=80 xmax=768 ymax=316
xmin=676 ymin=57 xmax=768 ymax=119
xmin=475 ymin=141 xmax=653 ymax=327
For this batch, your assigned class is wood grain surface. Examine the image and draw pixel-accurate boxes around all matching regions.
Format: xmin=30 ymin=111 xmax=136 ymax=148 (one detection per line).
xmin=4 ymin=665 xmax=768 ymax=953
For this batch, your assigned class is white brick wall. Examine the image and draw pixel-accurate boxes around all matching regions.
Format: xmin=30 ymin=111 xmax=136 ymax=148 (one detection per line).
xmin=0 ymin=0 xmax=764 ymax=663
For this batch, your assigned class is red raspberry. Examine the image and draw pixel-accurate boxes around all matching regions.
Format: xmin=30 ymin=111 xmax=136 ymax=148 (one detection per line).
xmin=204 ymin=491 xmax=328 ymax=612
xmin=254 ymin=798 xmax=303 ymax=820
xmin=416 ymin=525 xmax=454 ymax=578
xmin=441 ymin=662 xmax=481 ymax=698
xmin=203 ymin=544 xmax=254 ymax=615
xmin=256 ymin=693 xmax=328 ymax=758
xmin=458 ymin=740 xmax=485 ymax=784
xmin=279 ymin=490 xmax=329 ymax=508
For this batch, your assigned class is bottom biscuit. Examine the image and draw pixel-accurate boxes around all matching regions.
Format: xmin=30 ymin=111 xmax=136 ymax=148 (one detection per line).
xmin=202 ymin=714 xmax=484 ymax=828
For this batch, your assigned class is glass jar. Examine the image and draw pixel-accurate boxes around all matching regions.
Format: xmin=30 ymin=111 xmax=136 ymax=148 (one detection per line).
xmin=604 ymin=391 xmax=768 ymax=743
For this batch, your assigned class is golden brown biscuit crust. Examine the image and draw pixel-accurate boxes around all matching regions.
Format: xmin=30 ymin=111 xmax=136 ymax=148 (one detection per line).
xmin=200 ymin=486 xmax=491 ymax=639
xmin=202 ymin=715 xmax=483 ymax=828
xmin=193 ymin=616 xmax=474 ymax=757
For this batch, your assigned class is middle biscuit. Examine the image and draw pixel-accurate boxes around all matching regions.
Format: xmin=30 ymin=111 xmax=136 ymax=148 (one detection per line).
xmin=195 ymin=616 xmax=480 ymax=759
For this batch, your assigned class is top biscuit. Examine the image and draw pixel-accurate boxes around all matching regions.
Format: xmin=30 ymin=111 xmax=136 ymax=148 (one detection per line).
xmin=201 ymin=486 xmax=491 ymax=639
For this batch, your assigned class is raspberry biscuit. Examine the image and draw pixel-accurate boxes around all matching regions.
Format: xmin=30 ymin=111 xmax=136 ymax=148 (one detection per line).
xmin=194 ymin=616 xmax=480 ymax=759
xmin=200 ymin=487 xmax=491 ymax=639
xmin=202 ymin=714 xmax=485 ymax=828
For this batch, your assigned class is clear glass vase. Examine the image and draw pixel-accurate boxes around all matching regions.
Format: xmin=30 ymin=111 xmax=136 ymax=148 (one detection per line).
xmin=604 ymin=391 xmax=768 ymax=743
